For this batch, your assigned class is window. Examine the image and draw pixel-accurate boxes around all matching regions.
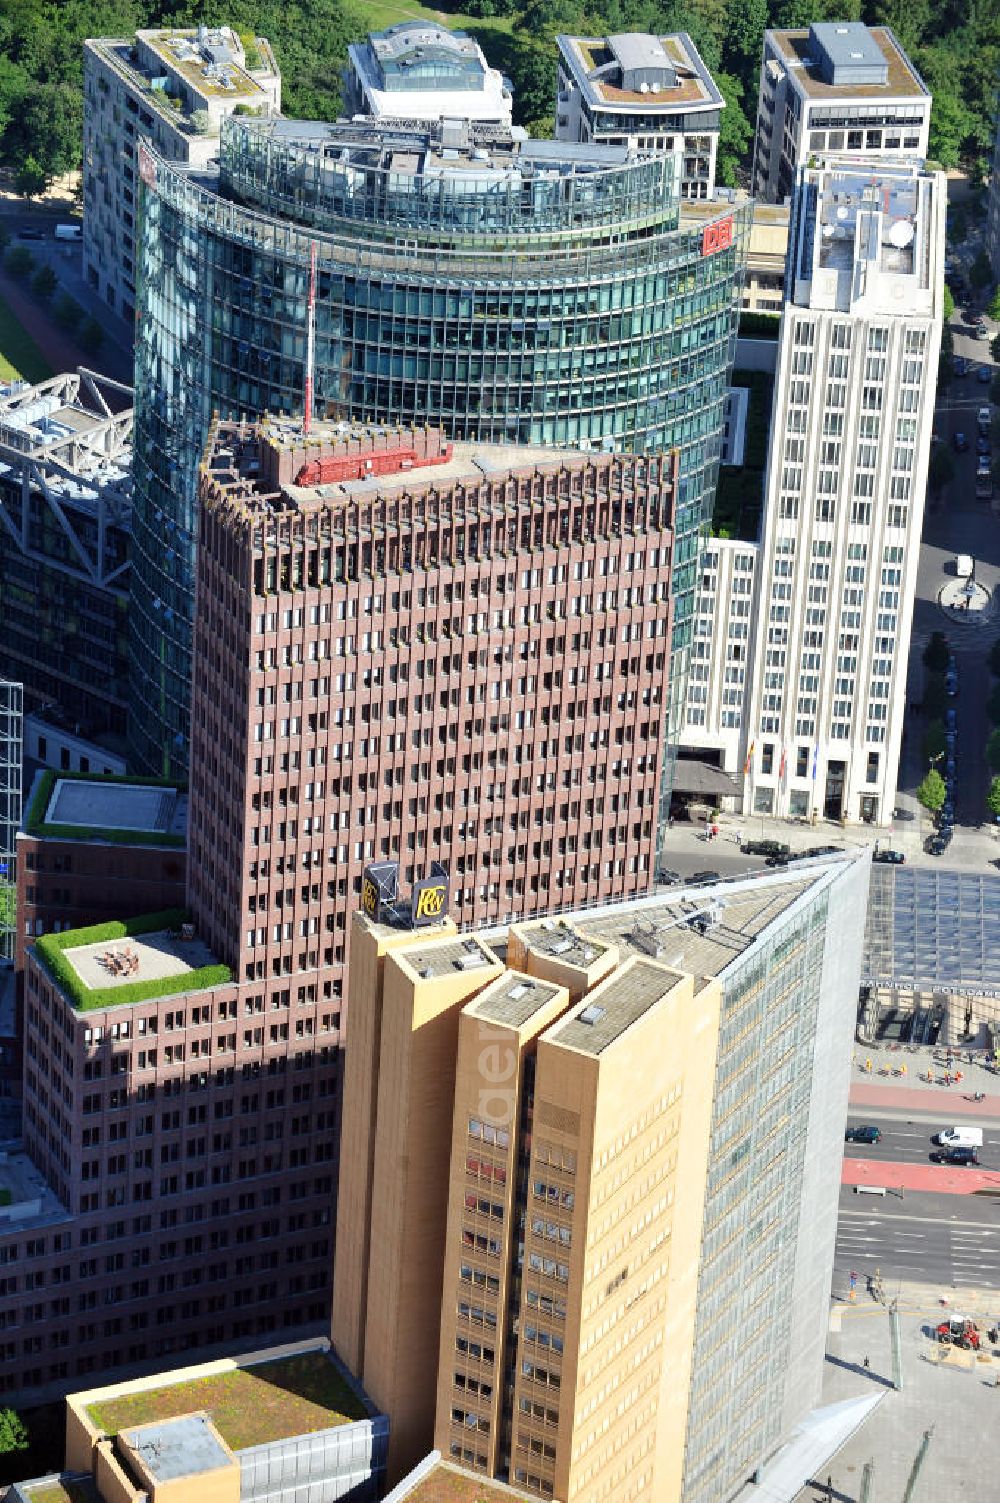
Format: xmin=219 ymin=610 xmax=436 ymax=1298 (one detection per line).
xmin=761 ymin=744 xmax=774 ymax=776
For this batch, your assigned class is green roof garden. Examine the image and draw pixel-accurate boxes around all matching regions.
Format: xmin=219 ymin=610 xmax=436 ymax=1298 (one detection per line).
xmin=394 ymin=1461 xmax=534 ymax=1500
xmin=25 ymin=769 xmax=186 ymax=848
xmin=19 ymin=1479 xmax=102 ymax=1503
xmin=34 ymin=910 xmax=231 ymax=1013
xmin=84 ymin=1351 xmax=367 ymax=1451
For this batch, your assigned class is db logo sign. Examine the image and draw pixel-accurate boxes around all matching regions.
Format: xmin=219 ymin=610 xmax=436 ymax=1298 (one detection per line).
xmin=702 ymin=215 xmax=734 ymax=258
xmin=414 ymin=884 xmax=446 ymax=921
xmin=361 ymin=877 xmax=380 ymax=918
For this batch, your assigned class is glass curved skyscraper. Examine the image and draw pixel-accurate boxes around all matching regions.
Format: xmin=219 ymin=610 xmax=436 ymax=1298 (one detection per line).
xmin=131 ymin=115 xmax=749 ymax=774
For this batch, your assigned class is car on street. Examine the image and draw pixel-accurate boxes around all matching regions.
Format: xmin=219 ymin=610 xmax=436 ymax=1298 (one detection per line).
xmin=927 ymin=827 xmax=954 ymax=857
xmin=946 ymin=666 xmax=958 ymax=694
xmin=978 ymin=405 xmax=991 ymax=427
xmin=954 ymin=355 xmax=968 ymax=377
xmin=953 ymin=431 xmax=969 ymax=451
xmin=946 ymin=707 xmax=957 ymax=733
xmin=978 ymin=365 xmax=993 ymax=384
xmin=946 ymin=755 xmax=956 ymax=779
xmin=17 ymin=226 xmax=43 ymax=240
xmin=845 ymin=1125 xmax=882 ymax=1144
xmin=655 ymin=868 xmax=680 ymax=885
xmin=742 ymin=839 xmax=789 ymax=858
xmin=977 ymin=436 xmax=992 ymax=456
xmin=931 ymin=1146 xmax=980 ymax=1165
xmin=688 ymin=870 xmax=721 ymax=884
xmin=873 ymin=849 xmax=905 ymax=864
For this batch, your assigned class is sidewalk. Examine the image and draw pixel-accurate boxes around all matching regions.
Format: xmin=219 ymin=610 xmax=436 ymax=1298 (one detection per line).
xmin=850 ymin=1081 xmax=1000 ymax=1116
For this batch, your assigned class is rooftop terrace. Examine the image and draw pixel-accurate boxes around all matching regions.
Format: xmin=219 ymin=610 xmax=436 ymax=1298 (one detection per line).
xmin=15 ymin=1477 xmax=102 ymax=1503
xmin=559 ymin=31 xmax=723 ymax=112
xmin=84 ymin=1349 xmax=367 ymax=1451
xmin=34 ymin=910 xmax=229 ymax=1013
xmin=389 ymin=1457 xmax=534 ymax=1500
xmin=769 ymin=25 xmax=927 ymax=99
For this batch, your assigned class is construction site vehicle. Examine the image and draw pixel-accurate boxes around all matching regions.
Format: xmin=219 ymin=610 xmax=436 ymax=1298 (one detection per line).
xmin=935 ymin=1317 xmax=981 ymax=1350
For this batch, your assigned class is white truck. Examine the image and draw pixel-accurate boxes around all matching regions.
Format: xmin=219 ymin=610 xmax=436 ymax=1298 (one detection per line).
xmin=54 ymin=223 xmax=81 ymax=241
xmin=935 ymin=1126 xmax=983 ymax=1148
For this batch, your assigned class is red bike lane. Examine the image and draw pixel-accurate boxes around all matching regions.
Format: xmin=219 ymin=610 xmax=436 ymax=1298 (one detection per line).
xmin=842 ymin=1157 xmax=1000 ymax=1194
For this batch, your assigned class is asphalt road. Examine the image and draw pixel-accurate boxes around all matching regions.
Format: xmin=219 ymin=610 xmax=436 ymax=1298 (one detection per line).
xmin=835 ymin=1190 xmax=1000 ymax=1293
xmin=845 ymin=1111 xmax=1000 ymax=1171
xmin=838 ymin=1102 xmax=1000 ymax=1292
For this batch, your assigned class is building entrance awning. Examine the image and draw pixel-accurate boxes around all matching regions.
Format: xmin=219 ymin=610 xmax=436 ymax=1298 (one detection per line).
xmin=671 ymin=760 xmax=741 ymax=798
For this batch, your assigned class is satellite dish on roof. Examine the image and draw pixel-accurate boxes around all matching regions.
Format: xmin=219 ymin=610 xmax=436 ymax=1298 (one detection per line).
xmin=888 ymin=220 xmax=915 ymax=248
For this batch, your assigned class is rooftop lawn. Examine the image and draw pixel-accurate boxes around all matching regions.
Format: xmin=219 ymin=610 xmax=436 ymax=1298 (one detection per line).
xmin=85 ymin=1353 xmax=367 ymax=1451
xmin=353 ymin=0 xmax=513 ymax=41
xmin=401 ymin=1464 xmax=534 ymax=1501
xmin=34 ymin=910 xmax=231 ymax=1013
xmin=23 ymin=1482 xmax=101 ymax=1503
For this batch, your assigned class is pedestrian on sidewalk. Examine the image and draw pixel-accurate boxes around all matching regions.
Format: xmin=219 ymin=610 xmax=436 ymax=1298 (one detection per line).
xmin=863 ymin=1355 xmax=870 ymax=1370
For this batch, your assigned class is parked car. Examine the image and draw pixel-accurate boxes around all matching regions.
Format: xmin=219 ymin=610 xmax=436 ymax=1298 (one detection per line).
xmin=978 ymin=365 xmax=993 ymax=384
xmin=953 ymin=431 xmax=969 ymax=452
xmin=688 ymin=870 xmax=721 ymax=884
xmin=742 ymin=839 xmax=790 ymax=858
xmin=845 ymin=1124 xmax=882 ymax=1144
xmin=17 ymin=226 xmax=43 ymax=240
xmin=946 ymin=667 xmax=959 ymax=695
xmin=977 ymin=436 xmax=992 ymax=456
xmin=656 ymin=868 xmax=681 ymax=885
xmin=978 ymin=405 xmax=991 ymax=429
xmin=946 ymin=707 xmax=957 ymax=733
xmin=873 ymin=849 xmax=905 ymax=865
xmin=927 ymin=828 xmax=954 ymax=857
xmin=953 ymin=355 xmax=968 ymax=377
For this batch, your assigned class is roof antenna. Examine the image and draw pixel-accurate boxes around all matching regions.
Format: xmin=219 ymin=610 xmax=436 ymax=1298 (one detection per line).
xmin=303 ymin=241 xmax=317 ymax=436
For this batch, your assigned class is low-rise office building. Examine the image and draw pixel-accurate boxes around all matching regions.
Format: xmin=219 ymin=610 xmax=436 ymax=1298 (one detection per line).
xmin=555 ymin=31 xmax=723 ymax=199
xmin=753 ymin=23 xmax=930 ymax=203
xmin=83 ymin=26 xmax=280 ymax=320
xmin=345 ymin=22 xmax=511 ymax=124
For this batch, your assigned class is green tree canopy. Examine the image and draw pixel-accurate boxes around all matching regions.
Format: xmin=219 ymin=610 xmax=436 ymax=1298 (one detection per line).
xmin=0 ymin=1407 xmax=28 ymax=1456
xmin=942 ymin=283 xmax=955 ymax=321
xmin=916 ymin=767 xmax=946 ymax=813
xmin=988 ymin=776 xmax=1000 ymax=819
xmin=922 ymin=720 xmax=946 ymax=763
xmin=922 ymin=632 xmax=950 ymax=673
xmin=715 ymin=70 xmax=753 ymax=187
xmin=988 ymin=729 xmax=1000 ymax=774
xmin=928 ymin=444 xmax=954 ymax=495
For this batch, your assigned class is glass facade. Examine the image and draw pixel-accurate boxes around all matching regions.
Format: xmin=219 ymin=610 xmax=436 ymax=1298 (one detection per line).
xmin=131 ymin=116 xmax=749 ymax=774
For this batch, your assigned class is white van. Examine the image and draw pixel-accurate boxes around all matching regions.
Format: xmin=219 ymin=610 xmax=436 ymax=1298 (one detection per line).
xmin=955 ymin=555 xmax=974 ymax=578
xmin=54 ymin=223 xmax=82 ymax=241
xmin=935 ymin=1126 xmax=983 ymax=1148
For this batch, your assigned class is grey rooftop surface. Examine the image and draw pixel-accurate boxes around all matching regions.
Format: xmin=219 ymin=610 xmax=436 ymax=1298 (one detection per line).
xmin=809 ymin=21 xmax=888 ymax=80
xmin=0 ymin=1146 xmax=69 ymax=1233
xmin=554 ymin=862 xmax=853 ymax=981
xmin=46 ymin=777 xmax=185 ymax=837
xmin=546 ymin=957 xmax=682 ymax=1056
xmin=123 ymin=1414 xmax=231 ymax=1481
xmin=401 ymin=935 xmax=499 ymax=982
xmin=518 ymin=919 xmax=613 ymax=968
xmin=467 ymin=972 xmax=562 ymax=1030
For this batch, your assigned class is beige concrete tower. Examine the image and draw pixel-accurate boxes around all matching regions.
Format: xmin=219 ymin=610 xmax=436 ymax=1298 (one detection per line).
xmin=331 ymin=917 xmax=503 ymax=1482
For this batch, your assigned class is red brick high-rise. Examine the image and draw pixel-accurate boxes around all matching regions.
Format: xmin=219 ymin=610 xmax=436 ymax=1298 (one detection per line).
xmin=190 ymin=417 xmax=678 ymax=993
xmin=4 ymin=420 xmax=677 ymax=1409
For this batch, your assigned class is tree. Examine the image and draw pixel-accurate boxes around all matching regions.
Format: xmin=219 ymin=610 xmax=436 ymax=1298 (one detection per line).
xmin=3 ymin=246 xmax=33 ymax=280
xmin=992 ymin=371 xmax=1000 ymax=409
xmin=31 ymin=264 xmax=57 ymax=301
xmin=923 ymin=672 xmax=948 ymax=720
xmin=922 ymin=720 xmax=946 ymax=762
xmin=992 ymin=331 xmax=1000 ymax=366
xmin=715 ymin=71 xmax=753 ymax=188
xmin=916 ymin=767 xmax=946 ymax=813
xmin=989 ymin=287 xmax=1000 ymax=322
xmin=988 ymin=776 xmax=1000 ymax=819
xmin=971 ymin=249 xmax=993 ymax=291
xmin=942 ymin=283 xmax=955 ymax=321
xmin=724 ymin=0 xmax=768 ymax=86
xmin=80 ymin=317 xmax=104 ymax=355
xmin=928 ymin=443 xmax=954 ymax=494
xmin=53 ymin=293 xmax=82 ymax=333
xmin=922 ymin=631 xmax=950 ymax=672
xmin=15 ymin=155 xmax=47 ymax=199
xmin=988 ymin=728 xmax=1000 ymax=773
xmin=0 ymin=1407 xmax=28 ymax=1456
